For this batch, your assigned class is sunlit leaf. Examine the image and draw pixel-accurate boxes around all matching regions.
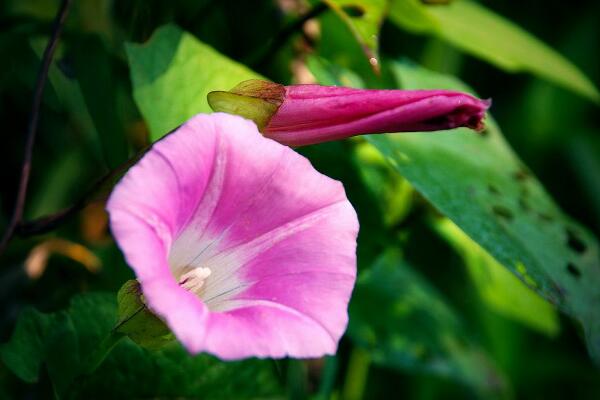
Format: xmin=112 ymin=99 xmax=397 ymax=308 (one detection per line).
xmin=126 ymin=24 xmax=262 ymax=141
xmin=389 ymin=0 xmax=600 ymax=102
xmin=366 ymin=61 xmax=600 ymax=364
xmin=348 ymin=250 xmax=506 ymax=393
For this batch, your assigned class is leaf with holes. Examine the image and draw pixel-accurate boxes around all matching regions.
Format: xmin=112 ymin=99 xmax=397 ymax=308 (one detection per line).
xmin=126 ymin=24 xmax=262 ymax=142
xmin=348 ymin=250 xmax=506 ymax=393
xmin=389 ymin=0 xmax=600 ymax=102
xmin=364 ymin=61 xmax=600 ymax=364
xmin=322 ymin=0 xmax=388 ymax=71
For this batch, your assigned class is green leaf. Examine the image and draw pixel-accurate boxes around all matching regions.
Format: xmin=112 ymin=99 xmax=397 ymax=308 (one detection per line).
xmin=306 ymin=55 xmax=366 ymax=88
xmin=366 ymin=61 xmax=600 ymax=364
xmin=70 ymin=341 xmax=283 ymax=399
xmin=26 ymin=149 xmax=90 ymax=220
xmin=0 ymin=293 xmax=117 ymax=394
xmin=73 ymin=34 xmax=130 ymax=168
xmin=353 ymin=140 xmax=414 ymax=227
xmin=389 ymin=0 xmax=600 ymax=102
xmin=126 ymin=24 xmax=262 ymax=142
xmin=435 ymin=218 xmax=560 ymax=336
xmin=30 ymin=37 xmax=104 ymax=163
xmin=1 ymin=292 xmax=281 ymax=399
xmin=321 ymin=0 xmax=388 ymax=70
xmin=348 ymin=250 xmax=506 ymax=393
xmin=297 ymin=140 xmax=390 ymax=269
xmin=0 ymin=308 xmax=58 ymax=383
xmin=568 ymin=135 xmax=600 ymax=227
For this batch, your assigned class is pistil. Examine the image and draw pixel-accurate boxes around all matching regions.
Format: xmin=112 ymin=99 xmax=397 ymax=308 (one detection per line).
xmin=179 ymin=267 xmax=212 ymax=292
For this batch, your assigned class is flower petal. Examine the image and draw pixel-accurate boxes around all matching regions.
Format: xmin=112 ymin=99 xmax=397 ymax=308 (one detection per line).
xmin=107 ymin=113 xmax=358 ymax=358
xmin=265 ymin=86 xmax=489 ymax=146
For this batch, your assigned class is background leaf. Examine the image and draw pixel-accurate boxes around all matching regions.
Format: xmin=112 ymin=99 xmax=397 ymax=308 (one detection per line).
xmin=70 ymin=341 xmax=282 ymax=399
xmin=0 ymin=293 xmax=116 ymax=394
xmin=435 ymin=218 xmax=560 ymax=336
xmin=389 ymin=0 xmax=600 ymax=102
xmin=0 ymin=308 xmax=57 ymax=384
xmin=348 ymin=250 xmax=506 ymax=393
xmin=321 ymin=0 xmax=388 ymax=70
xmin=72 ymin=34 xmax=130 ymax=169
xmin=0 ymin=292 xmax=282 ymax=399
xmin=30 ymin=37 xmax=104 ymax=165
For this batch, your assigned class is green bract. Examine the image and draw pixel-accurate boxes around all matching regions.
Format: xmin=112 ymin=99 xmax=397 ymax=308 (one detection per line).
xmin=116 ymin=280 xmax=174 ymax=350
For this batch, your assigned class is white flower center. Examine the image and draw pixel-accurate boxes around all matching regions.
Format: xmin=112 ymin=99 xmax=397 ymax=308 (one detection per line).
xmin=178 ymin=267 xmax=212 ymax=292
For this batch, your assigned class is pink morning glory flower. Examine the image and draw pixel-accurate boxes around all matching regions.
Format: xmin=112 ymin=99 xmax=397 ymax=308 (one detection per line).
xmin=106 ymin=113 xmax=358 ymax=359
xmin=208 ymin=80 xmax=490 ymax=146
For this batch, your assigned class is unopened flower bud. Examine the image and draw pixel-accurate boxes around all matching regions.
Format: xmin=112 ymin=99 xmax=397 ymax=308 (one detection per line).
xmin=208 ymin=79 xmax=491 ymax=146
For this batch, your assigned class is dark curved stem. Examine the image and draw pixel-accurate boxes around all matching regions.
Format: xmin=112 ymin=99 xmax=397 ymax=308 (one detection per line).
xmin=17 ymin=151 xmax=144 ymax=237
xmin=0 ymin=0 xmax=72 ymax=255
xmin=15 ymin=122 xmax=175 ymax=239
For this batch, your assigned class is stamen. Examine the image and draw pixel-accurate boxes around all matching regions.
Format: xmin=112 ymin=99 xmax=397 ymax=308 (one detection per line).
xmin=179 ymin=267 xmax=212 ymax=292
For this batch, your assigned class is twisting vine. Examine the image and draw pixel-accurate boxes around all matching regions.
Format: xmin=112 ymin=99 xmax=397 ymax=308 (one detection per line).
xmin=0 ymin=0 xmax=73 ymax=256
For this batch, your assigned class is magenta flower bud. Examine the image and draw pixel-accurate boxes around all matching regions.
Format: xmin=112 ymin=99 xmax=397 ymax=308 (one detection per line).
xmin=208 ymin=80 xmax=491 ymax=147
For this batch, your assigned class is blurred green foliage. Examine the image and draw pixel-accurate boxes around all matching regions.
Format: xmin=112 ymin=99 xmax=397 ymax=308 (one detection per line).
xmin=389 ymin=0 xmax=600 ymax=102
xmin=349 ymin=250 xmax=506 ymax=395
xmin=1 ymin=0 xmax=599 ymax=399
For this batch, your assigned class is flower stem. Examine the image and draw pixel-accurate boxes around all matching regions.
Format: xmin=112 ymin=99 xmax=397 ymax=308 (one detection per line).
xmin=342 ymin=346 xmax=371 ymax=400
xmin=316 ymin=356 xmax=338 ymax=399
xmin=287 ymin=359 xmax=308 ymax=400
xmin=0 ymin=0 xmax=72 ymax=256
xmin=84 ymin=330 xmax=125 ymax=375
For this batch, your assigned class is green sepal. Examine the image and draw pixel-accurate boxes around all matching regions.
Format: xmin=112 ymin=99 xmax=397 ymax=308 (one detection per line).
xmin=116 ymin=280 xmax=175 ymax=350
xmin=207 ymin=79 xmax=285 ymax=131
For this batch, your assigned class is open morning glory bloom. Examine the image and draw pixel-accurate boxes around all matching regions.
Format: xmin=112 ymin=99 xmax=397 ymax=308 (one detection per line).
xmin=106 ymin=113 xmax=358 ymax=359
xmin=208 ymin=80 xmax=490 ymax=146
